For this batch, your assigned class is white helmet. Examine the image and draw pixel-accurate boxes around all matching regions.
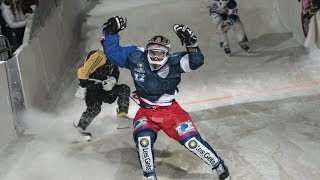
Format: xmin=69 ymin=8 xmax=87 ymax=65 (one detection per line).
xmin=219 ymin=0 xmax=230 ymax=6
xmin=146 ymin=35 xmax=171 ymax=71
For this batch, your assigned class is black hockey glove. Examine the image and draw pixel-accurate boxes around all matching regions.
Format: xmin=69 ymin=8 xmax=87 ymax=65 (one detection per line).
xmin=102 ymin=16 xmax=127 ymax=34
xmin=173 ymin=24 xmax=197 ymax=47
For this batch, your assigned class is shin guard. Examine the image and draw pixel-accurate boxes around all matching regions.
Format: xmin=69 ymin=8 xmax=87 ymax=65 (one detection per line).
xmin=184 ymin=136 xmax=220 ymax=168
xmin=134 ymin=130 xmax=157 ymax=177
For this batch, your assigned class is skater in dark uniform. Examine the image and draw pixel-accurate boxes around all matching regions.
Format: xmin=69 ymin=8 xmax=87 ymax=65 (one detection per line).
xmin=74 ymin=49 xmax=131 ymax=142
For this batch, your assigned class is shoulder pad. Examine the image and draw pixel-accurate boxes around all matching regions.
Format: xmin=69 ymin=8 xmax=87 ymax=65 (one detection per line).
xmin=128 ymin=49 xmax=146 ymax=62
xmin=167 ymin=52 xmax=187 ymax=65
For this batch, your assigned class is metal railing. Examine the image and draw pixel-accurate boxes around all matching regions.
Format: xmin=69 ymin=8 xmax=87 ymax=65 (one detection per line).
xmin=0 ymin=35 xmax=12 ymax=61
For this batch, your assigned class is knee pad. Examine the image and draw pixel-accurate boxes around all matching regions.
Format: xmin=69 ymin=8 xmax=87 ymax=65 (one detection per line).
xmin=184 ymin=135 xmax=220 ymax=167
xmin=134 ymin=130 xmax=157 ymax=175
xmin=118 ymin=84 xmax=131 ymax=95
xmin=134 ymin=129 xmax=157 ymax=144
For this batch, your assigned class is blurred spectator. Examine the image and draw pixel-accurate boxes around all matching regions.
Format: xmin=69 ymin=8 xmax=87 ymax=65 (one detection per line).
xmin=1 ymin=0 xmax=26 ymax=49
xmin=0 ymin=0 xmax=13 ymax=49
xmin=21 ymin=0 xmax=38 ymax=14
xmin=298 ymin=0 xmax=320 ymax=37
xmin=0 ymin=0 xmax=30 ymax=51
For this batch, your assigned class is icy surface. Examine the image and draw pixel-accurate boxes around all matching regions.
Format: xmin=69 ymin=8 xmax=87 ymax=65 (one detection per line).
xmin=1 ymin=0 xmax=320 ymax=180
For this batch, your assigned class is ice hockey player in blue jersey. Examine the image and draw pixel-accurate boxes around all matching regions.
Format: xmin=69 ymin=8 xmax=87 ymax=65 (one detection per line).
xmin=100 ymin=16 xmax=231 ymax=180
xmin=207 ymin=0 xmax=250 ymax=55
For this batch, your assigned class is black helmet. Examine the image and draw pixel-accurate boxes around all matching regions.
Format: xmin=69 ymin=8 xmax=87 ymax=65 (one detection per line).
xmin=146 ymin=35 xmax=171 ymax=51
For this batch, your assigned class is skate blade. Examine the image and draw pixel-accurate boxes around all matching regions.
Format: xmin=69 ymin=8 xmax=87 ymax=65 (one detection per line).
xmin=71 ymin=132 xmax=92 ymax=144
xmin=244 ymin=50 xmax=258 ymax=56
xmin=71 ymin=139 xmax=91 ymax=144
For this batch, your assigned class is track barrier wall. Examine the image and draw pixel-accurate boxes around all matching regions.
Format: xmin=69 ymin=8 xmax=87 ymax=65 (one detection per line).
xmin=0 ymin=0 xmax=87 ymax=147
xmin=0 ymin=61 xmax=17 ymax=146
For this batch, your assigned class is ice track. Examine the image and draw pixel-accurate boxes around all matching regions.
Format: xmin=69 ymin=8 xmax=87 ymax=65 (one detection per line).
xmin=1 ymin=0 xmax=320 ymax=179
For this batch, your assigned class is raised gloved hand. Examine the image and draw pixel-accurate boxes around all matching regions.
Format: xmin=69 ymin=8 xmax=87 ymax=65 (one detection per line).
xmin=173 ymin=24 xmax=197 ymax=47
xmin=102 ymin=76 xmax=117 ymax=91
xmin=102 ymin=16 xmax=127 ymax=34
xmin=221 ymin=21 xmax=232 ymax=32
xmin=75 ymin=86 xmax=87 ymax=100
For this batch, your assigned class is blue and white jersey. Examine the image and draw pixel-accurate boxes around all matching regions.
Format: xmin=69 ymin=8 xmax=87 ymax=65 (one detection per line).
xmin=102 ymin=31 xmax=204 ymax=105
xmin=208 ymin=0 xmax=239 ymax=24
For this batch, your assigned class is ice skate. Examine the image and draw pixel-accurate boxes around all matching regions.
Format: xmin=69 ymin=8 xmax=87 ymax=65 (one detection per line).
xmin=145 ymin=175 xmax=157 ymax=180
xmin=219 ymin=42 xmax=224 ymax=48
xmin=72 ymin=123 xmax=92 ymax=143
xmin=116 ymin=112 xmax=132 ymax=129
xmin=215 ymin=163 xmax=231 ymax=180
xmin=240 ymin=44 xmax=250 ymax=52
xmin=239 ymin=34 xmax=250 ymax=52
xmin=223 ymin=46 xmax=231 ymax=56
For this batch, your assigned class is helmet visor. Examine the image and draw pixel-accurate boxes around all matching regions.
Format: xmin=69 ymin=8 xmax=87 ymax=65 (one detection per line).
xmin=148 ymin=48 xmax=168 ymax=61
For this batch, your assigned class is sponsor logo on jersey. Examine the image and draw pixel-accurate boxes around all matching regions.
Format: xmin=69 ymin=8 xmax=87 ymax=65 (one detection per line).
xmin=157 ymin=64 xmax=169 ymax=78
xmin=133 ymin=117 xmax=148 ymax=130
xmin=175 ymin=120 xmax=196 ymax=136
xmin=134 ymin=62 xmax=145 ymax=73
xmin=134 ymin=63 xmax=146 ymax=82
xmin=134 ymin=73 xmax=145 ymax=82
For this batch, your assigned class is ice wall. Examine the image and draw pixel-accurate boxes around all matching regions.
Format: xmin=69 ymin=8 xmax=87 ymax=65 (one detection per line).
xmin=0 ymin=0 xmax=87 ymax=147
xmin=0 ymin=62 xmax=17 ymax=146
xmin=276 ymin=0 xmax=306 ymax=44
